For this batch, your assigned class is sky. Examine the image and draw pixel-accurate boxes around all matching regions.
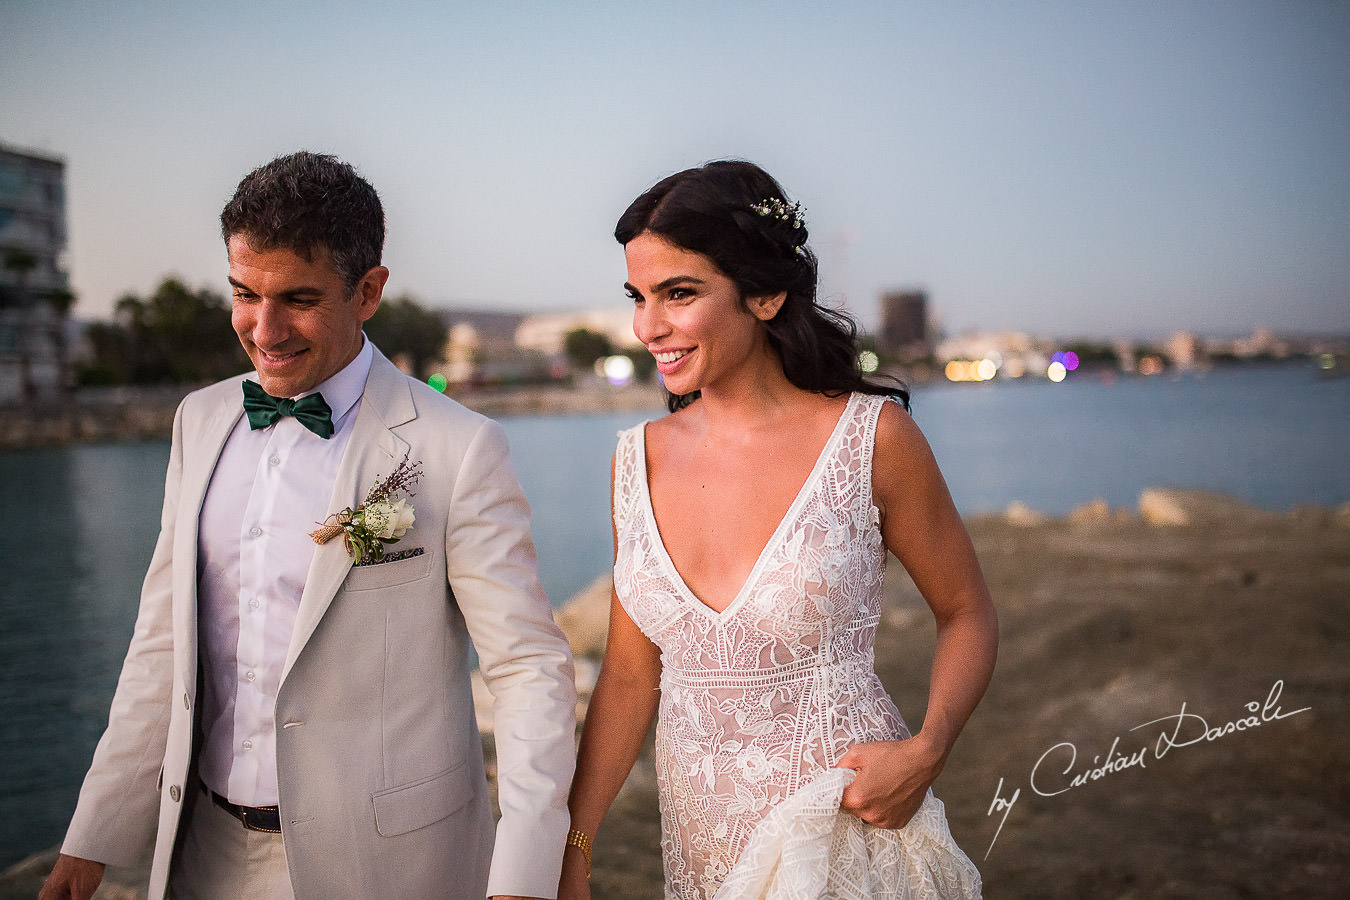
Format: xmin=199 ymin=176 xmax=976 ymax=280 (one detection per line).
xmin=2 ymin=0 xmax=1347 ymax=340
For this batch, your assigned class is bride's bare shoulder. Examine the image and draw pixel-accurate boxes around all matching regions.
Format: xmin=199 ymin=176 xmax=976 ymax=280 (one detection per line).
xmin=645 ymin=403 xmax=702 ymax=454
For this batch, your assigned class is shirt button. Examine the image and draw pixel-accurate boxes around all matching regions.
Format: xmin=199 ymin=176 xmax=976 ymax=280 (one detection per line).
xmin=269 ymin=455 xmax=280 ymax=465
xmin=245 ymin=670 xmax=256 ymax=682
xmin=169 ymin=785 xmax=181 ymax=802
xmin=249 ymin=526 xmax=262 ymax=537
xmin=242 ymin=740 xmax=253 ymax=751
xmin=182 ymin=693 xmax=190 ymax=710
xmin=249 ymin=598 xmax=261 ymax=610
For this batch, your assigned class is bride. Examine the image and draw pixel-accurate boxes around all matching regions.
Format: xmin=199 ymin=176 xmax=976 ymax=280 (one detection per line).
xmin=560 ymin=160 xmax=996 ymax=899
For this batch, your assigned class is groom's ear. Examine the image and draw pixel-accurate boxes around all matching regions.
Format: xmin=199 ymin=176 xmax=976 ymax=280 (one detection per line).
xmin=352 ymin=266 xmax=389 ymax=322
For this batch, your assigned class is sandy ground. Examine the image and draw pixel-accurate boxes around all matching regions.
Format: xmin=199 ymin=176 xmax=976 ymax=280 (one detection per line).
xmin=6 ymin=492 xmax=1348 ymax=898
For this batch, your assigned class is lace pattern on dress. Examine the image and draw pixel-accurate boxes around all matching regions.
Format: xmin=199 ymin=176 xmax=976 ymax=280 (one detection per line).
xmin=613 ymin=393 xmax=980 ymax=899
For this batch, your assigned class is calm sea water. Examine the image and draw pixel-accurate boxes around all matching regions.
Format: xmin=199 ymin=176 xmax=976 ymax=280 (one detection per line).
xmin=1 ymin=364 xmax=1346 ymax=865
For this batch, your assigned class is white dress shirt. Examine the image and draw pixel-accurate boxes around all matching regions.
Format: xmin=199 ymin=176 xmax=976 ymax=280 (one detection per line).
xmin=196 ymin=338 xmax=373 ymax=806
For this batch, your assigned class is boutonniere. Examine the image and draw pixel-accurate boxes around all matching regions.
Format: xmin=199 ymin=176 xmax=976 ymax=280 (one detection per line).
xmin=309 ymin=453 xmax=424 ymax=564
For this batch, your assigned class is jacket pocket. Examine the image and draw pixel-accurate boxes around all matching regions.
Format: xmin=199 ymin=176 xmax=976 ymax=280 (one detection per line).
xmin=344 ymin=550 xmax=435 ymax=592
xmin=371 ymin=762 xmax=472 ymax=837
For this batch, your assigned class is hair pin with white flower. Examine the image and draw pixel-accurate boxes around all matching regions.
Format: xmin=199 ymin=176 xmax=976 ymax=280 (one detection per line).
xmin=750 ymin=197 xmax=806 ymax=229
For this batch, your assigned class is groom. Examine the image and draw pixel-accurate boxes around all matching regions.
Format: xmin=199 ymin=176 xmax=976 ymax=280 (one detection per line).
xmin=41 ymin=152 xmax=577 ymax=900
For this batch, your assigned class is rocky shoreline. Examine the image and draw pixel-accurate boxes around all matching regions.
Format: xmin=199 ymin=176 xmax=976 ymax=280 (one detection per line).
xmin=5 ymin=489 xmax=1348 ymax=897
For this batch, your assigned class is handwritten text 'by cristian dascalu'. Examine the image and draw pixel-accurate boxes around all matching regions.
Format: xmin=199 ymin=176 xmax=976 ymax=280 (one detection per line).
xmin=983 ymin=679 xmax=1310 ymax=859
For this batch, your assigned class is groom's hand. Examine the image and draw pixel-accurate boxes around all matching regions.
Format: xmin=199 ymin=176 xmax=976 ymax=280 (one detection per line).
xmin=38 ymin=853 xmax=105 ymax=900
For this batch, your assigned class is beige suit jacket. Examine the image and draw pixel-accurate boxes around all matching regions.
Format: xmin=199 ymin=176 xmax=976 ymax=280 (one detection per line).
xmin=61 ymin=348 xmax=578 ymax=899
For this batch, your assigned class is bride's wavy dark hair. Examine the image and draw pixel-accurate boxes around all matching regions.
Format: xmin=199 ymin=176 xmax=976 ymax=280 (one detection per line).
xmin=615 ymin=160 xmax=908 ymax=413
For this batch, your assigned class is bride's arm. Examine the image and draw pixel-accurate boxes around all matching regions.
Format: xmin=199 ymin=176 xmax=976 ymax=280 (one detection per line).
xmin=837 ymin=400 xmax=999 ymax=828
xmin=560 ymin=463 xmax=663 ymax=897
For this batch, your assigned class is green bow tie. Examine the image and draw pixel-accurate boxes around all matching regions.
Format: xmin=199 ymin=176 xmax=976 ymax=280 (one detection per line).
xmin=242 ymin=380 xmax=335 ymax=439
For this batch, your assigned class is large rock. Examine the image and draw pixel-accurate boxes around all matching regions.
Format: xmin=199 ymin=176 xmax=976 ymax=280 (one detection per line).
xmin=1138 ymin=487 xmax=1264 ymax=526
xmin=555 ymin=574 xmax=613 ymax=659
xmin=1003 ymin=501 xmax=1049 ymax=526
xmin=1067 ymin=497 xmax=1111 ymax=524
xmin=470 ymin=574 xmax=613 ymax=735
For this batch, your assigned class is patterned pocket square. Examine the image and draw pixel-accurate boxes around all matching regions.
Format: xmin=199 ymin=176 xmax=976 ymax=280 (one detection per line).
xmin=353 ymin=547 xmax=426 ymax=568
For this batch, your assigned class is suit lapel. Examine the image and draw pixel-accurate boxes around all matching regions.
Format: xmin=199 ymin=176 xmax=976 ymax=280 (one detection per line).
xmin=282 ymin=350 xmax=416 ymax=681
xmin=175 ymin=383 xmax=248 ymax=686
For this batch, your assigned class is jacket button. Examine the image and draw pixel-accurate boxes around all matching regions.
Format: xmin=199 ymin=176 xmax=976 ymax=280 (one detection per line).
xmin=169 ymin=785 xmax=181 ymax=802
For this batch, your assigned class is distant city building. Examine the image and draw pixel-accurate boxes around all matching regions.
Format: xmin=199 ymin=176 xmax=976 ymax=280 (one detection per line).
xmin=440 ymin=309 xmax=526 ymax=351
xmin=936 ymin=331 xmax=1035 ymax=363
xmin=1165 ymin=331 xmax=1199 ymax=371
xmin=878 ymin=290 xmax=930 ymax=359
xmin=1 ymin=142 xmax=70 ymax=401
xmin=1232 ymin=326 xmax=1290 ymax=359
xmin=1112 ymin=339 xmax=1138 ymax=374
xmin=433 ymin=308 xmax=550 ymax=387
xmin=514 ymin=308 xmax=638 ymax=356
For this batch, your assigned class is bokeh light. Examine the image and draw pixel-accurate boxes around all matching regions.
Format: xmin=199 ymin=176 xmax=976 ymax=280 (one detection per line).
xmin=859 ymin=350 xmax=880 ymax=373
xmin=945 ymin=359 xmax=999 ymax=383
xmin=427 ymin=373 xmax=448 ymax=393
xmin=603 ymin=354 xmax=635 ymax=386
xmin=1047 ymin=361 xmax=1067 ymax=382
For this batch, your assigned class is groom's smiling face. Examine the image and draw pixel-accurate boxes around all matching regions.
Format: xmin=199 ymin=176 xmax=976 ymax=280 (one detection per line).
xmin=228 ymin=236 xmax=386 ymax=398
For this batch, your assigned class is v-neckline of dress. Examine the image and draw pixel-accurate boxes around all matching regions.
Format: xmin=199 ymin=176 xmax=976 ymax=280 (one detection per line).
xmin=636 ymin=392 xmax=860 ymax=622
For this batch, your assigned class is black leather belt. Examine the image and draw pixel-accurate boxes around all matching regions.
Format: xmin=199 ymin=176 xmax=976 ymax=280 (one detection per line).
xmin=204 ymin=784 xmax=282 ymax=833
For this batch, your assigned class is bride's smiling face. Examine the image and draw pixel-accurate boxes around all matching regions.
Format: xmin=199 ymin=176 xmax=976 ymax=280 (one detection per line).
xmin=624 ymin=232 xmax=783 ymax=396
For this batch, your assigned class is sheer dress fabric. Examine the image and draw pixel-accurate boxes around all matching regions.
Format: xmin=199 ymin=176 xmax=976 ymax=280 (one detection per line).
xmin=612 ymin=393 xmax=982 ymax=899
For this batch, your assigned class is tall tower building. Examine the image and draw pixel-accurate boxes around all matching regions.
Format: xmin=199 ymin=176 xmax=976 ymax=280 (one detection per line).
xmin=878 ymin=289 xmax=929 ymax=359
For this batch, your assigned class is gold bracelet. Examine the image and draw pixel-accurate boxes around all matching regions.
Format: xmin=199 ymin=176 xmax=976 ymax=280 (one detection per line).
xmin=566 ymin=828 xmax=593 ymax=879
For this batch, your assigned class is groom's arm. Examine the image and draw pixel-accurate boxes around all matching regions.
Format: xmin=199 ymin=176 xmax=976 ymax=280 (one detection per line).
xmin=444 ymin=418 xmax=577 ymax=900
xmin=56 ymin=399 xmax=188 ymax=875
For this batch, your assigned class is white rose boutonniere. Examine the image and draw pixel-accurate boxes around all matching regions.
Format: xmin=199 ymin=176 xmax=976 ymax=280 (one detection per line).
xmin=364 ymin=498 xmax=416 ymax=540
xmin=309 ymin=453 xmax=424 ymax=564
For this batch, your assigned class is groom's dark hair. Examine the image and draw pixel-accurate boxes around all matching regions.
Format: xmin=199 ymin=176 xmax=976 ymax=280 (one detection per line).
xmin=221 ymin=151 xmax=385 ymax=293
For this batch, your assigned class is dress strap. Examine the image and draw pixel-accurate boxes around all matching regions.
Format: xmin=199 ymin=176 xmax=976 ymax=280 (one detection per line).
xmin=611 ymin=423 xmax=646 ymax=530
xmin=858 ymin=393 xmax=899 ymax=481
xmin=844 ymin=393 xmax=901 ymax=526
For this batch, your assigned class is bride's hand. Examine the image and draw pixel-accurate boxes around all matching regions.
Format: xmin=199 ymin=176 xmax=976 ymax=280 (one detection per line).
xmin=836 ymin=736 xmax=944 ymax=829
xmin=557 ymin=843 xmax=591 ymax=900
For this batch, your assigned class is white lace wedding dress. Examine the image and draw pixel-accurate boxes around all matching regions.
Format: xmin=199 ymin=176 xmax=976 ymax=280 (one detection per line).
xmin=613 ymin=393 xmax=982 ymax=900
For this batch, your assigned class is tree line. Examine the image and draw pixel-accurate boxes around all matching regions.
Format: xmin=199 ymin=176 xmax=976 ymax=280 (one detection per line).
xmin=79 ymin=278 xmax=448 ymax=387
